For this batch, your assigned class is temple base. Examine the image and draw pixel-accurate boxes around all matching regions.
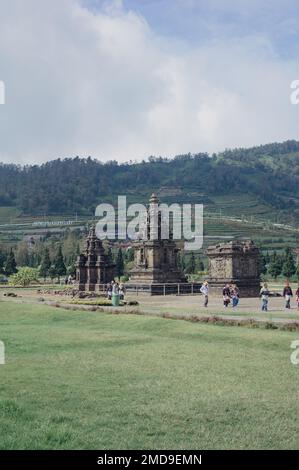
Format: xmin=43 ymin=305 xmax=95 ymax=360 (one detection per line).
xmin=207 ymin=278 xmax=261 ymax=298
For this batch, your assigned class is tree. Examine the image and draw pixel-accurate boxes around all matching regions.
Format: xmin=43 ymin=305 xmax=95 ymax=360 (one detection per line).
xmin=107 ymin=246 xmax=114 ymax=263
xmin=185 ymin=252 xmax=196 ymax=274
xmin=265 ymin=251 xmax=271 ymax=264
xmin=15 ymin=241 xmax=30 ymax=267
xmin=9 ymin=267 xmax=39 ymax=287
xmin=39 ymin=247 xmax=51 ymax=281
xmin=282 ymin=248 xmax=296 ymax=279
xmin=67 ymin=263 xmax=76 ymax=276
xmin=178 ymin=253 xmax=185 ymax=272
xmin=125 ymin=247 xmax=134 ymax=262
xmin=0 ymin=247 xmax=6 ymax=274
xmin=54 ymin=246 xmax=66 ymax=281
xmin=116 ymin=248 xmax=124 ymax=278
xmin=197 ymin=256 xmax=205 ymax=272
xmin=268 ymin=251 xmax=282 ymax=279
xmin=62 ymin=230 xmax=80 ymax=266
xmin=48 ymin=265 xmax=57 ymax=282
xmin=4 ymin=249 xmax=18 ymax=276
xmin=259 ymin=254 xmax=267 ymax=275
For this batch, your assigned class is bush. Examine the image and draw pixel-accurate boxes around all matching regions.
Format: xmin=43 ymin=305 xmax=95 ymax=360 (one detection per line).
xmin=9 ymin=267 xmax=39 ymax=287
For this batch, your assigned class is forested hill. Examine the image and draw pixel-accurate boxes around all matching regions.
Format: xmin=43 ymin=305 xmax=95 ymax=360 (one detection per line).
xmin=1 ymin=140 xmax=299 ymax=221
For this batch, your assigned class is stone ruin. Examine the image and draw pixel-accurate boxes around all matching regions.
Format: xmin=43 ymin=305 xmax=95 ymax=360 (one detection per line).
xmin=206 ymin=239 xmax=261 ymax=297
xmin=129 ymin=193 xmax=186 ymax=285
xmin=76 ymin=226 xmax=115 ymax=291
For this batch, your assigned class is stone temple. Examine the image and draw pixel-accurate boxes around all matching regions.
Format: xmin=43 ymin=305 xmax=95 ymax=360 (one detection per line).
xmin=206 ymin=240 xmax=260 ymax=297
xmin=129 ymin=193 xmax=186 ymax=285
xmin=76 ymin=226 xmax=115 ymax=291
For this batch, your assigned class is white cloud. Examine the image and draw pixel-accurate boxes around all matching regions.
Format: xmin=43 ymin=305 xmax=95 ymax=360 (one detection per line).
xmin=0 ymin=0 xmax=298 ymax=164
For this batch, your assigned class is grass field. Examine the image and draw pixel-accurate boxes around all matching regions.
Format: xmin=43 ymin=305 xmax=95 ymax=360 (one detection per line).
xmin=0 ymin=301 xmax=299 ymax=450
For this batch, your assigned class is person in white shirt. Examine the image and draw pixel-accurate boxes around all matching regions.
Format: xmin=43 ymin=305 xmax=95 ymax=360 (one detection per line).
xmin=200 ymin=281 xmax=209 ymax=307
xmin=260 ymin=282 xmax=270 ymax=311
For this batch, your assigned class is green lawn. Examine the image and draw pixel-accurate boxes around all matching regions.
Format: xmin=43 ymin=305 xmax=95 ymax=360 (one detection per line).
xmin=0 ymin=301 xmax=299 ymax=450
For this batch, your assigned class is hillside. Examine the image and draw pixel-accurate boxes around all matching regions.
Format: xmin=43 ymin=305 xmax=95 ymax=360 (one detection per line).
xmin=1 ymin=140 xmax=299 ymax=225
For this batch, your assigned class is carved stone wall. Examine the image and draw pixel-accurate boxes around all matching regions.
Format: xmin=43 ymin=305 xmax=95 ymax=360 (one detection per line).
xmin=129 ymin=194 xmax=186 ymax=284
xmin=207 ymin=240 xmax=260 ymax=297
xmin=76 ymin=226 xmax=115 ymax=291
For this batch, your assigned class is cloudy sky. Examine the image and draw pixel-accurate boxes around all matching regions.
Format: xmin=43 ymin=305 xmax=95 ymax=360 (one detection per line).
xmin=0 ymin=0 xmax=299 ymax=164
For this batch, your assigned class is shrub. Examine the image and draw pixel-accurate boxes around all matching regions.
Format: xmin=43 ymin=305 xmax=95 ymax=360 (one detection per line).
xmin=9 ymin=267 xmax=39 ymax=287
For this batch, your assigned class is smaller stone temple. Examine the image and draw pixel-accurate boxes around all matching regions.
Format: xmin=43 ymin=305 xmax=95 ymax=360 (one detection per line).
xmin=76 ymin=226 xmax=115 ymax=291
xmin=206 ymin=239 xmax=260 ymax=297
xmin=129 ymin=193 xmax=186 ymax=285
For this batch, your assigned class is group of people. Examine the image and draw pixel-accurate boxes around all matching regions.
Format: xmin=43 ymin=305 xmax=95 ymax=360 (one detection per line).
xmin=65 ymin=274 xmax=75 ymax=285
xmin=200 ymin=280 xmax=299 ymax=311
xmin=222 ymin=283 xmax=240 ymax=308
xmin=199 ymin=281 xmax=239 ymax=308
xmin=260 ymin=281 xmax=298 ymax=311
xmin=106 ymin=281 xmax=126 ymax=300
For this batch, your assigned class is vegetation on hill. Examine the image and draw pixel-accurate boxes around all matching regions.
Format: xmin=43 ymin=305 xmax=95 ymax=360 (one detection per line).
xmin=1 ymin=140 xmax=299 ymax=222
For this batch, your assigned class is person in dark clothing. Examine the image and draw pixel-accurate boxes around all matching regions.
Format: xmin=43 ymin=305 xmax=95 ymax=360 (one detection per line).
xmin=106 ymin=283 xmax=112 ymax=300
xmin=283 ymin=282 xmax=293 ymax=309
xmin=222 ymin=284 xmax=231 ymax=308
xmin=295 ymin=285 xmax=299 ymax=311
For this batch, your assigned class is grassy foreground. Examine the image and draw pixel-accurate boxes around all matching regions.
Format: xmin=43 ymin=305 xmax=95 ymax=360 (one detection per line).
xmin=0 ymin=301 xmax=299 ymax=450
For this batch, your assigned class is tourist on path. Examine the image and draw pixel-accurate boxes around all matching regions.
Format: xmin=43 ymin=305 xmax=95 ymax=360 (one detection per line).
xmin=106 ymin=283 xmax=112 ymax=300
xmin=112 ymin=281 xmax=119 ymax=295
xmin=231 ymin=284 xmax=240 ymax=308
xmin=119 ymin=283 xmax=126 ymax=300
xmin=283 ymin=282 xmax=293 ymax=309
xmin=260 ymin=283 xmax=270 ymax=311
xmin=200 ymin=281 xmax=209 ymax=307
xmin=222 ymin=283 xmax=231 ymax=308
xmin=296 ymin=285 xmax=299 ymax=311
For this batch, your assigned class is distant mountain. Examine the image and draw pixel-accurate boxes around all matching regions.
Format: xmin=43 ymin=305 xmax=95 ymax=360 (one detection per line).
xmin=1 ymin=140 xmax=299 ymax=223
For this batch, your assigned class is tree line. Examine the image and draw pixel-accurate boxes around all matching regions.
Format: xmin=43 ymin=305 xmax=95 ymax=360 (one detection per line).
xmin=1 ymin=140 xmax=299 ymax=220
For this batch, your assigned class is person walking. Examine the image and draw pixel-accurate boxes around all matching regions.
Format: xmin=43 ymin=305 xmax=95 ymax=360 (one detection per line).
xmin=112 ymin=282 xmax=119 ymax=295
xmin=283 ymin=281 xmax=293 ymax=309
xmin=222 ymin=283 xmax=231 ymax=308
xmin=106 ymin=283 xmax=112 ymax=300
xmin=260 ymin=282 xmax=270 ymax=311
xmin=231 ymin=284 xmax=240 ymax=308
xmin=119 ymin=282 xmax=126 ymax=300
xmin=200 ymin=281 xmax=209 ymax=307
xmin=295 ymin=284 xmax=299 ymax=311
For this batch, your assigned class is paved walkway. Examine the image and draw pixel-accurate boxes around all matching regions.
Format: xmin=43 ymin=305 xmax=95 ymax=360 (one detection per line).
xmin=129 ymin=293 xmax=299 ymax=323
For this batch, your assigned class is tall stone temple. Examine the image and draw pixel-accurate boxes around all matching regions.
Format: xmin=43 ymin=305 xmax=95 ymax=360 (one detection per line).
xmin=129 ymin=193 xmax=186 ymax=284
xmin=207 ymin=239 xmax=260 ymax=297
xmin=76 ymin=226 xmax=115 ymax=291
